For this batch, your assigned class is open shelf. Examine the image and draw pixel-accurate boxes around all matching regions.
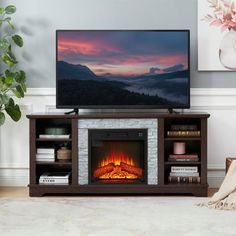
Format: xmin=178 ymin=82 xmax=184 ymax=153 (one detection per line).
xmin=161 ymin=116 xmax=207 ymax=188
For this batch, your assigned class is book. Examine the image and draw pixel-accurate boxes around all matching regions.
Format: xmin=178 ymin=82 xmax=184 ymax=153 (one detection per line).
xmin=39 ymin=172 xmax=71 ymax=185
xmin=169 ymin=154 xmax=198 ymax=159
xmin=36 ymin=159 xmax=55 ymax=162
xmin=167 ymin=131 xmax=200 ymax=137
xmin=36 ymin=153 xmax=55 ymax=159
xmin=169 ymin=172 xmax=199 ymax=177
xmin=39 ymin=134 xmax=70 ymax=139
xmin=37 ymin=148 xmax=55 ymax=154
xmin=168 ymin=158 xmax=199 ymax=162
xmin=171 ymin=166 xmax=198 ymax=172
xmin=40 ymin=172 xmax=71 ymax=179
xmin=39 ymin=178 xmax=69 ymax=184
xmin=171 ymin=125 xmax=198 ymax=131
xmin=168 ymin=176 xmax=201 ymax=183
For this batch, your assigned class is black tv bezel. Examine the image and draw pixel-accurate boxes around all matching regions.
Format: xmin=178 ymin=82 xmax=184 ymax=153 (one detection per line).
xmin=56 ymin=29 xmax=190 ymax=110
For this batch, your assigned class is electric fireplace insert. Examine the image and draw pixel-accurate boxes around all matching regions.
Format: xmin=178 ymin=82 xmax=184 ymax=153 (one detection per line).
xmin=88 ymin=129 xmax=147 ymax=184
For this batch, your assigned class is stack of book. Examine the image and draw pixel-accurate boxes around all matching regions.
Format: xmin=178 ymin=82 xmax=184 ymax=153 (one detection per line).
xmin=39 ymin=134 xmax=70 ymax=139
xmin=168 ymin=166 xmax=200 ymax=183
xmin=39 ymin=172 xmax=71 ymax=185
xmin=36 ymin=148 xmax=55 ymax=162
xmin=168 ymin=153 xmax=199 ymax=162
xmin=167 ymin=124 xmax=200 ymax=137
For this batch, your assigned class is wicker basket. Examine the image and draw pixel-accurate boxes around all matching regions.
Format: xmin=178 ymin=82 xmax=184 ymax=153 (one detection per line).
xmin=57 ymin=147 xmax=72 ymax=160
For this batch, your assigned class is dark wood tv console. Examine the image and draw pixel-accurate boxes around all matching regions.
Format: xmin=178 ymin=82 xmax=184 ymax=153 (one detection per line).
xmin=27 ymin=112 xmax=210 ymax=197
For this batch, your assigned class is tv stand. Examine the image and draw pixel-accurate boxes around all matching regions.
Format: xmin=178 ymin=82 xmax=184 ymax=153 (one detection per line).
xmin=64 ymin=109 xmax=79 ymax=115
xmin=27 ymin=112 xmax=210 ymax=197
xmin=168 ymin=108 xmax=179 ymax=114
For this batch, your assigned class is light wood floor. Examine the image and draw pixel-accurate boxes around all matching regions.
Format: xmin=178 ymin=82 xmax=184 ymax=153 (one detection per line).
xmin=0 ymin=187 xmax=218 ymax=197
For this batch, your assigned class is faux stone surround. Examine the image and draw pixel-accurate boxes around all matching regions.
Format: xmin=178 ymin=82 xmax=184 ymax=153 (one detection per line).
xmin=78 ymin=119 xmax=158 ymax=185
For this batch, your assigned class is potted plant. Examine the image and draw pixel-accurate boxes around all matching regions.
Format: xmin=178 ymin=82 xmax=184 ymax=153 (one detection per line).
xmin=0 ymin=5 xmax=27 ymax=126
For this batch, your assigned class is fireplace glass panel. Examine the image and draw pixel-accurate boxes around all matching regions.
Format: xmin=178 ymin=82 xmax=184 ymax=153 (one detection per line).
xmin=89 ymin=130 xmax=147 ymax=184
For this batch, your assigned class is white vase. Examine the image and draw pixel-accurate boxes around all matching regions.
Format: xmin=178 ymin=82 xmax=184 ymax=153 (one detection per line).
xmin=219 ymin=29 xmax=236 ymax=70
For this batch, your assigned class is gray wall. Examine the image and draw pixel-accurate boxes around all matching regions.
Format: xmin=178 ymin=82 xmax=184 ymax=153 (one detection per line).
xmin=3 ymin=0 xmax=236 ymax=88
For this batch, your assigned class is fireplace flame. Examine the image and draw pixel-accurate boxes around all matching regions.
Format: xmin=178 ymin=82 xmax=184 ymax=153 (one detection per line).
xmin=99 ymin=151 xmax=135 ymax=167
xmin=93 ymin=151 xmax=143 ymax=180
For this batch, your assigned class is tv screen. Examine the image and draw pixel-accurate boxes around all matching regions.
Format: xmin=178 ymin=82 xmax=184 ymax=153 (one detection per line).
xmin=56 ymin=30 xmax=190 ymax=109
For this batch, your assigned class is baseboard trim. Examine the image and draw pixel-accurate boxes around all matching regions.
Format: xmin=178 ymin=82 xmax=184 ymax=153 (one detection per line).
xmin=0 ymin=175 xmax=29 ymax=187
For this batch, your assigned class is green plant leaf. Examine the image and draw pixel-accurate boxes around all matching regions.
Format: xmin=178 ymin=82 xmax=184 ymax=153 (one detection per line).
xmin=8 ymin=97 xmax=14 ymax=106
xmin=2 ymin=17 xmax=14 ymax=29
xmin=11 ymin=88 xmax=21 ymax=98
xmin=16 ymin=85 xmax=24 ymax=97
xmin=7 ymin=50 xmax=17 ymax=62
xmin=5 ymin=69 xmax=14 ymax=78
xmin=5 ymin=5 xmax=16 ymax=14
xmin=0 ymin=7 xmax=5 ymax=14
xmin=2 ymin=53 xmax=14 ymax=67
xmin=21 ymin=82 xmax=27 ymax=92
xmin=12 ymin=35 xmax=23 ymax=47
xmin=3 ymin=17 xmax=11 ymax=22
xmin=15 ymin=71 xmax=26 ymax=83
xmin=5 ymin=98 xmax=21 ymax=121
xmin=5 ymin=76 xmax=14 ymax=85
xmin=2 ymin=52 xmax=17 ymax=67
xmin=0 ymin=39 xmax=10 ymax=50
xmin=7 ymin=20 xmax=14 ymax=29
xmin=0 ymin=94 xmax=10 ymax=105
xmin=0 ymin=112 xmax=5 ymax=126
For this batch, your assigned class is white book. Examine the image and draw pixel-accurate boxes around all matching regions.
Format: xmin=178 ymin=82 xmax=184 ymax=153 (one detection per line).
xmin=36 ymin=153 xmax=55 ymax=159
xmin=39 ymin=134 xmax=70 ymax=139
xmin=170 ymin=172 xmax=199 ymax=177
xmin=40 ymin=172 xmax=71 ymax=179
xmin=36 ymin=159 xmax=55 ymax=162
xmin=37 ymin=148 xmax=55 ymax=154
xmin=171 ymin=166 xmax=198 ymax=173
xmin=39 ymin=178 xmax=69 ymax=184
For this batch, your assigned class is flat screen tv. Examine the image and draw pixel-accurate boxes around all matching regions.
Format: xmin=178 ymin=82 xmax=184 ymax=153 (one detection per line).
xmin=56 ymin=30 xmax=190 ymax=110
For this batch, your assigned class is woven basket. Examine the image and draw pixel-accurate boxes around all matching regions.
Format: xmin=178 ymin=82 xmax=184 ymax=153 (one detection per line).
xmin=57 ymin=147 xmax=72 ymax=160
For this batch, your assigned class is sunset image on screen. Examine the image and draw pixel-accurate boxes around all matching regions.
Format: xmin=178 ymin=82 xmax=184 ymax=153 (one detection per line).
xmin=57 ymin=31 xmax=189 ymax=107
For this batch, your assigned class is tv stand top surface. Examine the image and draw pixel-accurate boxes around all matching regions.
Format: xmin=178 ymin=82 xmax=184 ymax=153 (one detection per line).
xmin=27 ymin=111 xmax=210 ymax=119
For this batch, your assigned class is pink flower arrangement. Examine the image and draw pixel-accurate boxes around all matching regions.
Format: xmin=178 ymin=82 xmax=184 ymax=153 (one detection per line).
xmin=203 ymin=0 xmax=236 ymax=32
